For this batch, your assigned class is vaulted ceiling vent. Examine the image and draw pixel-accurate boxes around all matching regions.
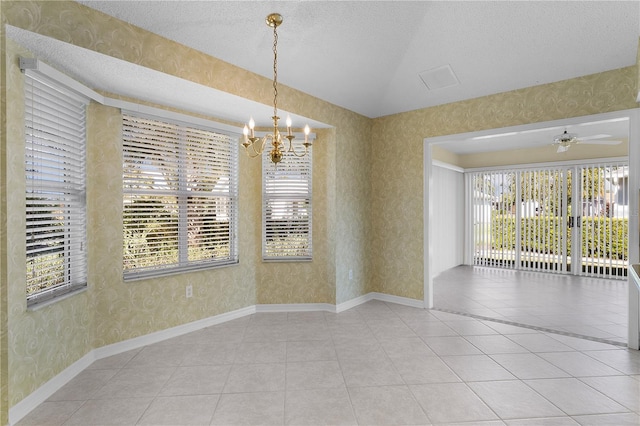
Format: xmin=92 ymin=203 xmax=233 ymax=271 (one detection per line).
xmin=419 ymin=64 xmax=460 ymax=90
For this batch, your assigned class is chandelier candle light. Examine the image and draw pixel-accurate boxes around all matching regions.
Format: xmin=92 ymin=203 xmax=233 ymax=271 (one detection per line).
xmin=242 ymin=13 xmax=312 ymax=164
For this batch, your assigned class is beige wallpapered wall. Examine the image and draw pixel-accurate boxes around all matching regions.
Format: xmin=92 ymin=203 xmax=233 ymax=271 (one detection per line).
xmin=637 ymin=37 xmax=640 ymax=96
xmin=0 ymin=1 xmax=638 ymax=420
xmin=0 ymin=9 xmax=9 ymax=425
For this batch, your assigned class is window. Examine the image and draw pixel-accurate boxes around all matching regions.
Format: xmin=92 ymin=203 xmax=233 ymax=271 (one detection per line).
xmin=25 ymin=73 xmax=88 ymax=305
xmin=122 ymin=113 xmax=238 ymax=279
xmin=262 ymin=145 xmax=312 ymax=260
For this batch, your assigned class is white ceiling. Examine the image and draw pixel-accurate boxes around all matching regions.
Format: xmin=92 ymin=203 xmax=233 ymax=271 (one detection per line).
xmin=7 ymin=1 xmax=640 ymax=154
xmin=76 ymin=0 xmax=639 ymax=119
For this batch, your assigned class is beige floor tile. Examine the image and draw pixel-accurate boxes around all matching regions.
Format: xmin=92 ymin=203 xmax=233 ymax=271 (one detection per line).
xmin=125 ymin=344 xmax=189 ymax=368
xmin=92 ymin=367 xmax=175 ymax=399
xmin=490 ymin=353 xmax=571 ymax=379
xmin=444 ymin=320 xmax=500 ymax=336
xmin=15 ymin=401 xmax=84 ymax=426
xmin=339 ymin=357 xmax=404 ymax=387
xmin=159 ymin=365 xmax=231 ymax=396
xmin=505 ymin=417 xmax=579 ymax=425
xmin=348 ymin=385 xmax=429 ymax=425
xmin=442 ymin=355 xmax=516 ymax=382
xmin=211 ymin=392 xmax=285 ymax=425
xmin=506 ymin=334 xmax=575 ymax=353
xmin=285 ymin=360 xmax=344 ymax=390
xmin=333 ymin=338 xmax=387 ymax=360
xmin=234 ymin=341 xmax=286 ymax=364
xmin=366 ymin=318 xmax=417 ymax=340
xmin=464 ymin=334 xmax=530 ymax=354
xmin=390 ymin=353 xmax=461 ymax=384
xmin=47 ymin=369 xmax=118 ymax=401
xmin=286 ymin=339 xmax=336 ymax=362
xmin=223 ymin=363 xmax=285 ymax=393
xmin=423 ymin=336 xmax=483 ymax=356
xmin=180 ymin=344 xmax=236 ymax=366
xmin=469 ymin=380 xmax=565 ymax=419
xmin=538 ymin=351 xmax=625 ymax=377
xmin=525 ymin=378 xmax=628 ymax=416
xmin=579 ymin=375 xmax=640 ymax=412
xmin=285 ymin=387 xmax=356 ymax=425
xmin=137 ymin=395 xmax=218 ymax=425
xmin=63 ymin=397 xmax=152 ymax=425
xmin=572 ymin=412 xmax=640 ymax=425
xmin=87 ymin=349 xmax=141 ymax=370
xmin=380 ymin=337 xmax=436 ymax=358
xmin=584 ymin=350 xmax=640 ymax=375
xmin=410 ymin=382 xmax=499 ymax=424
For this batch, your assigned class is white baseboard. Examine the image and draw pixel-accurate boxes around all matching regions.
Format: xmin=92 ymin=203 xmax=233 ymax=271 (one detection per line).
xmin=256 ymin=303 xmax=336 ymax=313
xmin=369 ymin=292 xmax=425 ymax=309
xmin=336 ymin=293 xmax=374 ymax=312
xmin=9 ymin=351 xmax=96 ymax=426
xmin=93 ymin=305 xmax=256 ymax=360
xmin=9 ymin=292 xmax=424 ymax=425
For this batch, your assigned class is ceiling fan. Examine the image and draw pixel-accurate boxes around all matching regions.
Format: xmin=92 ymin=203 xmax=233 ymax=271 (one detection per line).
xmin=553 ymin=130 xmax=622 ymax=153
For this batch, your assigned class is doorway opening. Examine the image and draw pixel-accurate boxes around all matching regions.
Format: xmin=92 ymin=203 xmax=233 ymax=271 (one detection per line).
xmin=424 ymin=109 xmax=640 ymax=349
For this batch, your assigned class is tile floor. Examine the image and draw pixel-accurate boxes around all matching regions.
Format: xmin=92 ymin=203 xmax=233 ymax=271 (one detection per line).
xmin=435 ymin=266 xmax=629 ymax=345
xmin=16 ymin=300 xmax=640 ymax=425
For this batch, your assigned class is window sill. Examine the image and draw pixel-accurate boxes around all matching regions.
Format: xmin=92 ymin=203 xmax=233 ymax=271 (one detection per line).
xmin=124 ymin=260 xmax=240 ymax=282
xmin=27 ymin=286 xmax=88 ymax=311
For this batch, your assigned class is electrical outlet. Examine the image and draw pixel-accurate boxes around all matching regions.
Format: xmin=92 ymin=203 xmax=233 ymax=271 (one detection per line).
xmin=186 ymin=284 xmax=193 ymax=298
xmin=349 ymin=269 xmax=353 ymax=280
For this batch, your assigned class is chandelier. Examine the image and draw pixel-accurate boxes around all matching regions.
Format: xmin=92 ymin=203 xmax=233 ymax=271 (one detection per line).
xmin=241 ymin=13 xmax=311 ymax=164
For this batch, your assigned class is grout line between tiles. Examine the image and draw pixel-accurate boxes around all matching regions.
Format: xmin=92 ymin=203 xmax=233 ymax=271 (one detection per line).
xmin=431 ymin=307 xmax=627 ymax=347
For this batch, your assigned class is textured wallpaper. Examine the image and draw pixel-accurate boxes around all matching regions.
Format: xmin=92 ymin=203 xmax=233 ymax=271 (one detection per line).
xmin=370 ymin=66 xmax=639 ymax=300
xmin=2 ymin=0 xmax=372 ymax=409
xmin=1 ymin=20 xmax=10 ymax=426
xmin=637 ymin=37 xmax=640 ymax=96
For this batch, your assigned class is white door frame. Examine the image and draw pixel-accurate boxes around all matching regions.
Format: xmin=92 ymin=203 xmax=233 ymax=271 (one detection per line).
xmin=423 ymin=108 xmax=640 ymax=349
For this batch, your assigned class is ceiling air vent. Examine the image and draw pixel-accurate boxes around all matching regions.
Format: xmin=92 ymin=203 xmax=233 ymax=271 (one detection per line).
xmin=419 ymin=64 xmax=460 ymax=90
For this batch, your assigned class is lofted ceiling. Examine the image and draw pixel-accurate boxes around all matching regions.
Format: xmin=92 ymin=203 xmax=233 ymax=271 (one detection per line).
xmin=77 ymin=0 xmax=639 ymax=119
xmin=8 ymin=1 xmax=639 ymax=154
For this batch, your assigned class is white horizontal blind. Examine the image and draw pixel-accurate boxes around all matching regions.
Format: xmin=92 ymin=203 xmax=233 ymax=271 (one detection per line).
xmin=262 ymin=143 xmax=312 ymax=260
xmin=25 ymin=73 xmax=88 ymax=305
xmin=123 ymin=114 xmax=238 ymax=279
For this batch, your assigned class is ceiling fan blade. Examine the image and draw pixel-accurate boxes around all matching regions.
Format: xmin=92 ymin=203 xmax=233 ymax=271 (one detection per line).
xmin=580 ymin=140 xmax=622 ymax=145
xmin=576 ymin=134 xmax=612 ymax=141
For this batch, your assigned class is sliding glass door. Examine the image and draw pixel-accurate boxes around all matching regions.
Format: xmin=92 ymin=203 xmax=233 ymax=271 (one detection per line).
xmin=469 ymin=161 xmax=628 ymax=279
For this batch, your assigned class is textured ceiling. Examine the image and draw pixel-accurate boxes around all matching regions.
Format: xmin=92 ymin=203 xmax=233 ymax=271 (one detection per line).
xmin=77 ymin=0 xmax=639 ymax=118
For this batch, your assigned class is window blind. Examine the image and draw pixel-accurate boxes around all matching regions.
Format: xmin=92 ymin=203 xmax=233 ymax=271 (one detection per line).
xmin=122 ymin=113 xmax=238 ymax=279
xmin=25 ymin=73 xmax=88 ymax=305
xmin=262 ymin=144 xmax=312 ymax=260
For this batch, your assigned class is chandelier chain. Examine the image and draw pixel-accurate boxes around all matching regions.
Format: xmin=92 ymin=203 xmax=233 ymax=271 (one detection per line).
xmin=241 ymin=13 xmax=311 ymax=164
xmin=272 ymin=23 xmax=278 ymax=119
